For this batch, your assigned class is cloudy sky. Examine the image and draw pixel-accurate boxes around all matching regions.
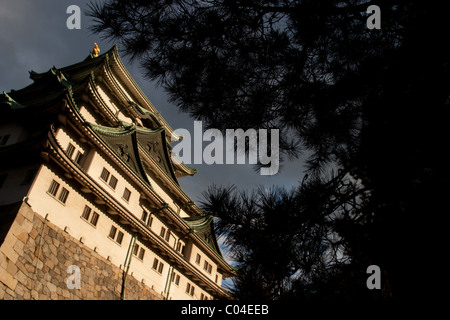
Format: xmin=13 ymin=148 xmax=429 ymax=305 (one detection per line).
xmin=0 ymin=0 xmax=306 ymax=205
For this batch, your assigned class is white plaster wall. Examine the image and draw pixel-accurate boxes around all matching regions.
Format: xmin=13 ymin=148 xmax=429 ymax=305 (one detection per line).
xmin=78 ymin=104 xmax=98 ymax=124
xmin=167 ymin=267 xmax=212 ymax=300
xmin=96 ymin=83 xmax=133 ymax=124
xmin=25 ymin=164 xmax=182 ymax=297
xmin=86 ymin=151 xmax=141 ymax=220
xmin=189 ymin=243 xmax=221 ymax=284
xmin=55 ymin=128 xmax=87 ymax=162
xmin=146 ymin=173 xmax=182 ymax=214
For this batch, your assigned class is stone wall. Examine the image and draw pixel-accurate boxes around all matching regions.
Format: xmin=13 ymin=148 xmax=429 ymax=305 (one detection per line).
xmin=0 ymin=201 xmax=163 ymax=300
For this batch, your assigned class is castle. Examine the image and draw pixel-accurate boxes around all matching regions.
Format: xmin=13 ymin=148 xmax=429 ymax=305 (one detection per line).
xmin=0 ymin=45 xmax=235 ymax=300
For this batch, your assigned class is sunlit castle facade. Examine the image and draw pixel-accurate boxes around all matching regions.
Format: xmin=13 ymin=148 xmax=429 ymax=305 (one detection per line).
xmin=0 ymin=45 xmax=234 ymax=300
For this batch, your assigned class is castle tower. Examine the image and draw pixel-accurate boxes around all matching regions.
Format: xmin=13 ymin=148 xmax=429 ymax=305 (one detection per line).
xmin=0 ymin=45 xmax=235 ymax=300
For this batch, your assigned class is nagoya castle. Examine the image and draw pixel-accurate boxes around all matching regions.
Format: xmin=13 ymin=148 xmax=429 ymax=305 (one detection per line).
xmin=0 ymin=44 xmax=235 ymax=300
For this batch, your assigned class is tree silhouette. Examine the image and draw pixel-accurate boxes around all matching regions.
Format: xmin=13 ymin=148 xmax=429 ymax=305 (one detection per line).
xmin=89 ymin=0 xmax=450 ymax=300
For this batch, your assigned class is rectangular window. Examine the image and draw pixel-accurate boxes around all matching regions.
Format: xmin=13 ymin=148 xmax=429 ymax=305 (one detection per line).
xmin=160 ymin=227 xmax=166 ymax=239
xmin=122 ymin=188 xmax=131 ymax=202
xmin=108 ymin=225 xmax=117 ymax=239
xmin=215 ymin=275 xmax=218 ymax=283
xmin=176 ymin=242 xmax=185 ymax=254
xmin=90 ymin=212 xmax=99 ymax=227
xmin=186 ymin=283 xmax=195 ymax=296
xmin=133 ymin=243 xmax=139 ymax=256
xmin=171 ymin=272 xmax=180 ymax=286
xmin=165 ymin=230 xmax=171 ymax=242
xmin=66 ymin=143 xmax=75 ymax=158
xmin=74 ymin=151 xmax=83 ymax=164
xmin=100 ymin=168 xmax=110 ymax=182
xmin=47 ymin=180 xmax=60 ymax=196
xmin=58 ymin=187 xmax=69 ymax=204
xmin=108 ymin=175 xmax=118 ymax=189
xmin=141 ymin=210 xmax=148 ymax=222
xmin=81 ymin=205 xmax=91 ymax=220
xmin=147 ymin=216 xmax=153 ymax=228
xmin=152 ymin=258 xmax=159 ymax=270
xmin=195 ymin=254 xmax=201 ymax=265
xmin=138 ymin=247 xmax=145 ymax=260
xmin=158 ymin=262 xmax=164 ymax=273
xmin=116 ymin=231 xmax=124 ymax=245
xmin=81 ymin=206 xmax=99 ymax=227
xmin=152 ymin=258 xmax=164 ymax=274
xmin=203 ymin=261 xmax=212 ymax=274
xmin=108 ymin=225 xmax=123 ymax=244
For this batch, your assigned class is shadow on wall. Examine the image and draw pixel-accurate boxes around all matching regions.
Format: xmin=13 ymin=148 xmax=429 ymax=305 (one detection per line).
xmin=0 ymin=202 xmax=21 ymax=246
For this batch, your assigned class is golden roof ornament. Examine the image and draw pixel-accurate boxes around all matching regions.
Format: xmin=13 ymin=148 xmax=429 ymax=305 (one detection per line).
xmin=92 ymin=43 xmax=100 ymax=57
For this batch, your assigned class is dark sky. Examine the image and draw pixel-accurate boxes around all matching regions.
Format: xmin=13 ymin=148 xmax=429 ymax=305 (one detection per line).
xmin=0 ymin=0 xmax=305 ymax=205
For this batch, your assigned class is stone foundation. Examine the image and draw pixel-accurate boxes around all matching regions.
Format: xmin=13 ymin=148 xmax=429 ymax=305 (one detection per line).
xmin=0 ymin=201 xmax=163 ymax=300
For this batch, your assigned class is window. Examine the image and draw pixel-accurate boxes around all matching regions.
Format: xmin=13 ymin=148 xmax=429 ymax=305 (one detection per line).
xmin=116 ymin=231 xmax=124 ymax=245
xmin=176 ymin=242 xmax=185 ymax=255
xmin=100 ymin=168 xmax=110 ymax=182
xmin=74 ymin=151 xmax=83 ymax=164
xmin=108 ymin=175 xmax=118 ymax=189
xmin=200 ymin=293 xmax=208 ymax=300
xmin=108 ymin=225 xmax=124 ymax=245
xmin=147 ymin=216 xmax=153 ymax=228
xmin=58 ymin=188 xmax=69 ymax=204
xmin=0 ymin=135 xmax=10 ymax=146
xmin=100 ymin=167 xmax=120 ymax=191
xmin=152 ymin=258 xmax=164 ymax=274
xmin=172 ymin=272 xmax=180 ymax=286
xmin=66 ymin=143 xmax=75 ymax=158
xmin=215 ymin=275 xmax=218 ymax=283
xmin=195 ymin=254 xmax=201 ymax=265
xmin=186 ymin=283 xmax=195 ymax=296
xmin=47 ymin=180 xmax=69 ymax=204
xmin=122 ymin=188 xmax=131 ymax=202
xmin=90 ymin=212 xmax=99 ymax=227
xmin=165 ymin=230 xmax=171 ymax=242
xmin=47 ymin=180 xmax=60 ymax=196
xmin=81 ymin=205 xmax=91 ymax=220
xmin=141 ymin=210 xmax=148 ymax=222
xmin=160 ymin=227 xmax=166 ymax=239
xmin=152 ymin=258 xmax=159 ymax=270
xmin=159 ymin=227 xmax=171 ymax=242
xmin=108 ymin=225 xmax=117 ymax=239
xmin=139 ymin=248 xmax=145 ymax=260
xmin=203 ymin=261 xmax=212 ymax=274
xmin=133 ymin=244 xmax=145 ymax=260
xmin=81 ymin=206 xmax=99 ymax=227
